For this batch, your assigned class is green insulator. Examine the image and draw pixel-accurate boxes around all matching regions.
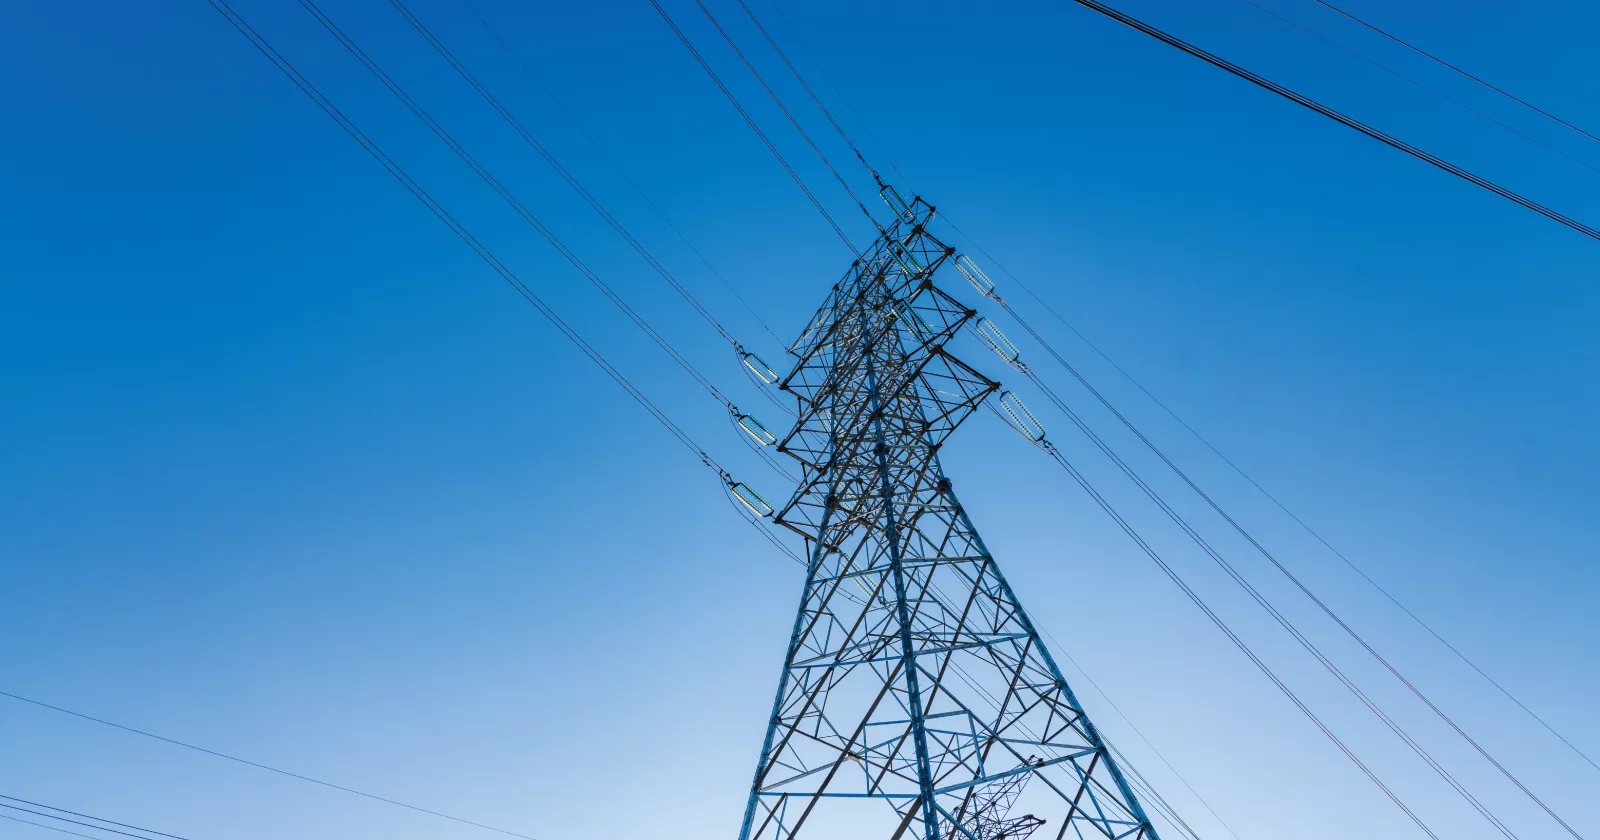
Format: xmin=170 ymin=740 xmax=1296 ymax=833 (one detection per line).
xmin=730 ymin=482 xmax=774 ymax=517
xmin=955 ymin=255 xmax=997 ymax=298
xmin=736 ymin=412 xmax=778 ymax=447
xmin=999 ymin=391 xmax=1047 ymax=442
xmin=742 ymin=351 xmax=780 ymax=384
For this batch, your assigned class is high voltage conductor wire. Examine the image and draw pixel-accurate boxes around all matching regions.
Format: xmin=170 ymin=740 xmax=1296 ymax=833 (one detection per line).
xmin=1 ymin=685 xmax=535 ymax=840
xmin=1311 ymin=0 xmax=1600 ymax=148
xmin=456 ymin=0 xmax=787 ymax=352
xmin=1054 ymin=0 xmax=1600 ymax=241
xmin=646 ymin=0 xmax=864 ymax=258
xmin=0 ymin=796 xmax=190 ymax=840
xmin=979 ymin=404 xmax=1444 ymax=840
xmin=1234 ymin=0 xmax=1600 ymax=178
xmin=994 ymin=295 xmax=1585 ymax=839
xmin=384 ymin=0 xmax=794 ymax=428
xmin=388 ymin=0 xmax=749 ymax=354
xmin=732 ymin=0 xmax=883 ymax=189
xmin=208 ymin=0 xmax=789 ymax=563
xmin=752 ymin=0 xmax=1600 ymax=790
xmin=949 ymin=219 xmax=1600 ymax=781
xmin=1009 ymin=352 xmax=1523 ymax=840
xmin=689 ymin=0 xmax=881 ymax=232
xmin=293 ymin=0 xmax=740 ymax=417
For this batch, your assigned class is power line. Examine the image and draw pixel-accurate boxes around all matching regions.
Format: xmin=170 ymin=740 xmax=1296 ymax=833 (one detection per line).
xmin=1235 ymin=0 xmax=1600 ymax=177
xmin=1311 ymin=0 xmax=1600 ymax=148
xmin=942 ymin=215 xmax=1600 ymax=780
xmin=293 ymin=0 xmax=742 ymax=416
xmin=388 ymin=0 xmax=753 ymax=356
xmin=733 ymin=0 xmax=883 ymax=189
xmin=454 ymin=0 xmax=787 ymax=349
xmin=645 ymin=0 xmax=862 ymax=257
xmin=988 ymin=416 xmax=1444 ymax=840
xmin=1 ymin=687 xmax=538 ymax=840
xmin=1053 ymin=0 xmax=1600 ymax=241
xmin=689 ymin=0 xmax=880 ymax=231
xmin=998 ymin=296 xmax=1574 ymax=838
xmin=1 ymin=813 xmax=104 ymax=840
xmin=0 ymin=796 xmax=190 ymax=840
xmin=0 ymin=793 xmax=187 ymax=838
xmin=1003 ymin=363 xmax=1523 ymax=839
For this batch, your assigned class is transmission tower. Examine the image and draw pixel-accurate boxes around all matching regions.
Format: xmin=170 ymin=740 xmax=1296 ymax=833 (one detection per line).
xmin=738 ymin=189 xmax=1160 ymax=840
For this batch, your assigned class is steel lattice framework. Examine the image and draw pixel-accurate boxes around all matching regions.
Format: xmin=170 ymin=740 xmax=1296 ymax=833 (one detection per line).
xmin=738 ymin=192 xmax=1161 ymax=840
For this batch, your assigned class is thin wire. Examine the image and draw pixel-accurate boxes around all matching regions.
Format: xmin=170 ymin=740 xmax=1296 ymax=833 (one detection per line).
xmin=1312 ymin=0 xmax=1600 ymax=148
xmin=751 ymin=0 xmax=1599 ymax=802
xmin=734 ymin=0 xmax=882 ymax=187
xmin=1001 ymin=421 xmax=1444 ymax=840
xmin=948 ymin=217 xmax=1600 ymax=778
xmin=0 ymin=797 xmax=187 ymax=840
xmin=1048 ymin=646 xmax=1246 ymax=840
xmin=646 ymin=0 xmax=862 ymax=257
xmin=1 ymin=688 xmax=537 ymax=840
xmin=455 ymin=0 xmax=787 ymax=349
xmin=295 ymin=0 xmax=738 ymax=413
xmin=0 ymin=813 xmax=104 ymax=840
xmin=1000 ymin=295 xmax=1583 ymax=839
xmin=1055 ymin=0 xmax=1600 ymax=241
xmin=0 ymin=803 xmax=174 ymax=840
xmin=1015 ymin=368 xmax=1521 ymax=840
xmin=1236 ymin=0 xmax=1600 ymax=177
xmin=389 ymin=0 xmax=751 ymax=351
xmin=691 ymin=0 xmax=881 ymax=230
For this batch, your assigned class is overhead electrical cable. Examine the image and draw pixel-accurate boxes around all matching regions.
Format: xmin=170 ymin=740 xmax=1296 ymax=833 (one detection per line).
xmin=645 ymin=0 xmax=863 ymax=257
xmin=454 ymin=0 xmax=786 ymax=351
xmin=689 ymin=0 xmax=880 ymax=231
xmin=995 ymin=361 xmax=1522 ymax=840
xmin=4 ymin=685 xmax=539 ymax=840
xmin=0 ymin=796 xmax=188 ymax=840
xmin=0 ymin=813 xmax=105 ymax=840
xmin=992 ymin=294 xmax=1586 ymax=839
xmin=1235 ymin=0 xmax=1600 ymax=177
xmin=1311 ymin=0 xmax=1600 ymax=148
xmin=936 ymin=212 xmax=1600 ymax=780
xmin=978 ymin=409 xmax=1445 ymax=840
xmin=377 ymin=0 xmax=796 ymax=425
xmin=387 ymin=0 xmax=751 ymax=354
xmin=0 ymin=801 xmax=184 ymax=840
xmin=292 ymin=0 xmax=742 ymax=417
xmin=733 ymin=0 xmax=883 ymax=188
xmin=756 ymin=0 xmax=1600 ymax=784
xmin=1051 ymin=0 xmax=1600 ymax=241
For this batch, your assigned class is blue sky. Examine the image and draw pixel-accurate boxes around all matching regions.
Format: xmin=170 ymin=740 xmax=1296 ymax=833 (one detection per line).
xmin=2 ymin=1 xmax=1597 ymax=839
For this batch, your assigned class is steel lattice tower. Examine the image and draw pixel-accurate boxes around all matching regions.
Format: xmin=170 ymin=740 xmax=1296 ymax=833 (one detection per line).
xmin=739 ymin=192 xmax=1161 ymax=840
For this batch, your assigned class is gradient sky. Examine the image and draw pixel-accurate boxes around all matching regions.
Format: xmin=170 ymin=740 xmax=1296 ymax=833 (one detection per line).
xmin=2 ymin=1 xmax=1597 ymax=839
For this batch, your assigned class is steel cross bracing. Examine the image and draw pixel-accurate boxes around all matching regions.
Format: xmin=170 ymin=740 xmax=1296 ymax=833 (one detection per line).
xmin=738 ymin=192 xmax=1162 ymax=840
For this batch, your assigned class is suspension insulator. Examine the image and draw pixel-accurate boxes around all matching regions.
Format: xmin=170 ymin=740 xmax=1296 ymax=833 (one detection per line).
xmin=730 ymin=482 xmax=774 ymax=517
xmin=975 ymin=318 xmax=1023 ymax=366
xmin=741 ymin=351 xmax=780 ymax=384
xmin=889 ymin=240 xmax=925 ymax=276
xmin=998 ymin=391 xmax=1047 ymax=442
xmin=894 ymin=302 xmax=934 ymax=340
xmin=736 ymin=412 xmax=778 ymax=447
xmin=955 ymin=255 xmax=997 ymax=298
xmin=881 ymin=184 xmax=912 ymax=219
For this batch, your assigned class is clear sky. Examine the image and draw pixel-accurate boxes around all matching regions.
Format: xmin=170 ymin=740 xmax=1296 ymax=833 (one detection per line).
xmin=2 ymin=1 xmax=1597 ymax=839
